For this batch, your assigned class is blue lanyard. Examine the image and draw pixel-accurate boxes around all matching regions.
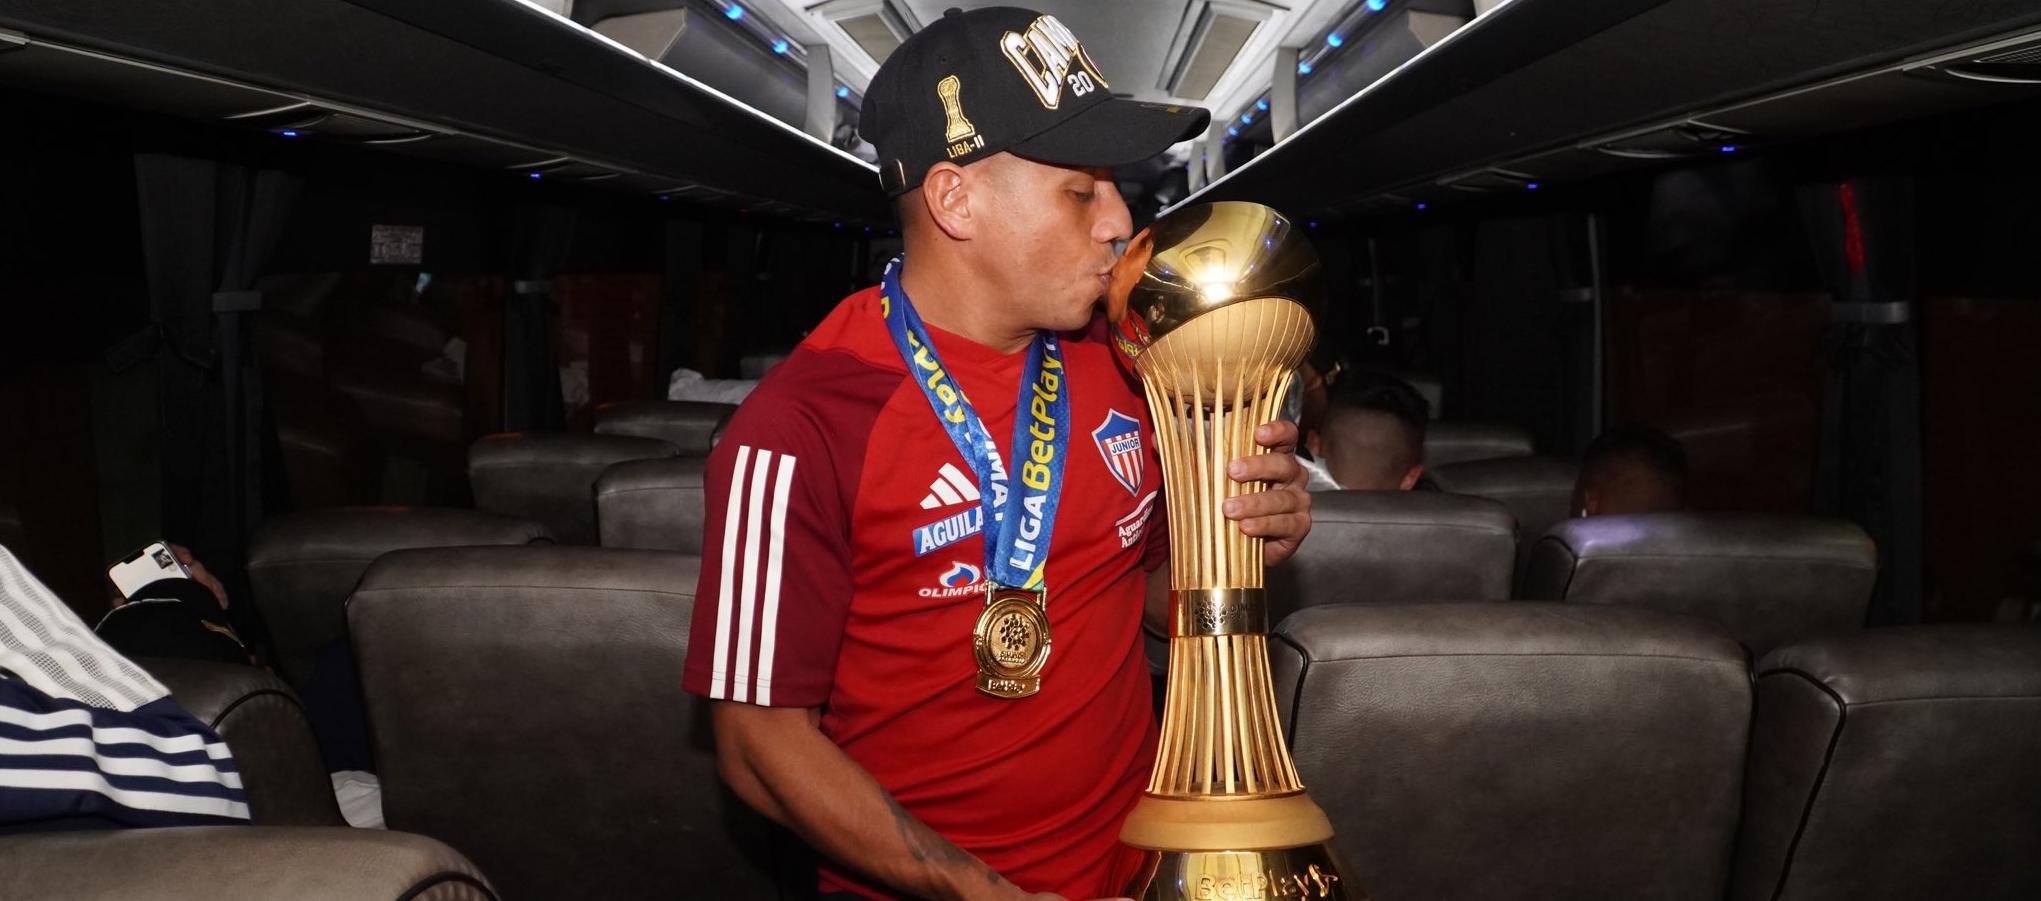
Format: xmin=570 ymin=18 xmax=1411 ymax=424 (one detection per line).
xmin=879 ymin=256 xmax=1068 ymax=590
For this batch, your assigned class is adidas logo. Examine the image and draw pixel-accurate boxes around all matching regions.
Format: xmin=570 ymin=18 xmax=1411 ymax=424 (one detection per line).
xmin=919 ymin=462 xmax=982 ymax=510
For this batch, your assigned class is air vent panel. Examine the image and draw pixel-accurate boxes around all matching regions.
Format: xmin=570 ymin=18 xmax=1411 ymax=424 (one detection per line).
xmin=1167 ymin=9 xmax=1260 ymax=100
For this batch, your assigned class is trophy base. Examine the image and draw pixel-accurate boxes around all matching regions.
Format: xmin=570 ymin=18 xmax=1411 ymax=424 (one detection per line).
xmin=1114 ymin=844 xmax=1359 ymax=900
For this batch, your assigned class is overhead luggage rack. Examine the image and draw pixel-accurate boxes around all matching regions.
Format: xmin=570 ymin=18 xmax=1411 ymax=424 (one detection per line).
xmin=1179 ymin=0 xmax=2041 ymax=221
xmin=0 ymin=0 xmax=886 ymax=223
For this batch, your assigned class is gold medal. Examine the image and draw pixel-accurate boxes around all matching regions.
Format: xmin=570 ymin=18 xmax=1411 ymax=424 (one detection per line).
xmin=973 ymin=584 xmax=1051 ymax=699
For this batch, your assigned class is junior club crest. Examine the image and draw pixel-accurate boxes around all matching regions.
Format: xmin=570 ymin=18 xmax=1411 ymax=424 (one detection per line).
xmin=1091 ymin=410 xmax=1144 ymax=495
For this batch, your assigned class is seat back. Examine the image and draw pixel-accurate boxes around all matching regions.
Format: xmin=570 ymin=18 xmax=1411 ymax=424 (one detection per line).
xmin=248 ymin=507 xmax=553 ymax=689
xmin=467 ymin=433 xmax=679 ymax=545
xmin=1426 ymin=455 xmax=1579 ymax=568
xmin=1423 ymin=420 xmax=1534 ymax=467
xmin=595 ymin=457 xmax=708 ymax=553
xmin=1523 ymin=512 xmax=1876 ymax=654
xmin=0 ymin=826 xmax=499 ymax=901
xmin=593 ymin=400 xmax=735 ymax=456
xmin=1730 ymin=625 xmax=2041 ymax=901
xmin=1272 ymin=603 xmax=1750 ymax=901
xmin=1269 ymin=491 xmax=1514 ymax=623
xmin=349 ymin=547 xmax=778 ymax=901
xmin=143 ymin=658 xmax=344 ymax=826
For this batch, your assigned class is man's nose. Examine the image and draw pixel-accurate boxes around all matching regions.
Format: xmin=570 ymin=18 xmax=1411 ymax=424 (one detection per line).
xmin=1095 ymin=179 xmax=1133 ymax=245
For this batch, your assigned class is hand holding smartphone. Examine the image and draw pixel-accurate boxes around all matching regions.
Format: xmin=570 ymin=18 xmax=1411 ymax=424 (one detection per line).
xmin=107 ymin=541 xmax=193 ymax=599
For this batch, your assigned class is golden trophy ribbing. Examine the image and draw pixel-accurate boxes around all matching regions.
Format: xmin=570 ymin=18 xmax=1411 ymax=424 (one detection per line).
xmin=1106 ymin=201 xmax=1358 ymax=900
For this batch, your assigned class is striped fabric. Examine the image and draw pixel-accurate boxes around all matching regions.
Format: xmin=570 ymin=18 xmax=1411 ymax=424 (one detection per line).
xmin=0 ymin=545 xmax=250 ymax=829
xmin=708 ymin=444 xmax=798 ymax=706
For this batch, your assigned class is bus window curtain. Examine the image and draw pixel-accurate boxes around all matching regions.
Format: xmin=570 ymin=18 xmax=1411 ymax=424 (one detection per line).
xmin=503 ymin=205 xmax=575 ymax=432
xmin=1798 ymin=178 xmax=1923 ymax=626
xmin=133 ymin=154 xmax=301 ymax=654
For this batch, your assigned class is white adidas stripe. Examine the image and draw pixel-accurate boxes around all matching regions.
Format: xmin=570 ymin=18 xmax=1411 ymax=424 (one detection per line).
xmin=0 ymin=705 xmax=233 ymax=759
xmin=0 ymin=735 xmax=244 ymax=788
xmin=918 ymin=462 xmax=982 ymax=510
xmin=2 ymin=768 xmax=250 ymax=820
xmin=710 ymin=445 xmax=800 ymax=705
xmin=710 ymin=445 xmax=750 ymax=700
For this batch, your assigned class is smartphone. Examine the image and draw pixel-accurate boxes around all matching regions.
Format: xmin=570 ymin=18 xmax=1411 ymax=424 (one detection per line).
xmin=108 ymin=541 xmax=192 ymax=599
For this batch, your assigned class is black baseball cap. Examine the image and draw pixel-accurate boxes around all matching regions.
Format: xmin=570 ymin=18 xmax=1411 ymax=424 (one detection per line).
xmin=859 ymin=6 xmax=1211 ymax=196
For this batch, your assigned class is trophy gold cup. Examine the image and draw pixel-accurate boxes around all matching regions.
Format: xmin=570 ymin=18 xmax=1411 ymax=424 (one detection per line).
xmin=1106 ymin=201 xmax=1358 ymax=900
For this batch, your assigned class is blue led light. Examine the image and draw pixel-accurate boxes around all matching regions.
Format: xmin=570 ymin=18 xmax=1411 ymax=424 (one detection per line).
xmin=1719 ymin=144 xmax=1739 ymax=153
xmin=772 ymin=40 xmax=788 ymax=54
xmin=1308 ymin=220 xmax=1320 ymax=229
xmin=1417 ymin=203 xmax=1429 ymax=210
xmin=1256 ymin=99 xmax=1269 ymax=111
xmin=1297 ymin=61 xmax=1313 ymax=75
xmin=1227 ymin=127 xmax=1239 ymax=137
xmin=725 ymin=4 xmax=744 ymax=20
xmin=1367 ymin=0 xmax=1387 ymax=11
xmin=1327 ymin=34 xmax=1344 ymax=48
xmin=279 ymin=130 xmax=299 ymax=138
xmin=836 ymin=85 xmax=850 ymax=98
xmin=1526 ymin=182 xmax=1540 ymax=190
xmin=528 ymin=172 xmax=543 ymax=180
xmin=1240 ymin=112 xmax=1253 ymax=124
xmin=832 ymin=222 xmax=842 ymax=229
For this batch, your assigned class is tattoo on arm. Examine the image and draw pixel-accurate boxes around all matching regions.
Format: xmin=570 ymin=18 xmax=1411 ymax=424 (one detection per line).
xmin=883 ymin=794 xmax=1006 ymax=887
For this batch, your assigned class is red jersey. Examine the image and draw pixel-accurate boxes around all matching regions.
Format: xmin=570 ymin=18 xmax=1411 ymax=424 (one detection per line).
xmin=681 ymin=285 xmax=1168 ymax=898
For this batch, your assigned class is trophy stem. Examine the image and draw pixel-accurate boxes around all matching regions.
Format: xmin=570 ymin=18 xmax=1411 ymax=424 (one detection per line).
xmin=1119 ymin=296 xmax=1356 ymax=899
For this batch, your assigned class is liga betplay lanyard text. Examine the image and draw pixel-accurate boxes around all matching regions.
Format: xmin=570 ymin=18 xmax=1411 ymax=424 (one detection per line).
xmin=878 ymin=256 xmax=1068 ymax=590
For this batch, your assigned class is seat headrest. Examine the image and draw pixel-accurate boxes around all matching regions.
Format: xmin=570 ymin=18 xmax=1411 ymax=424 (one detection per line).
xmin=1276 ymin=600 xmax=1743 ymax=664
xmin=1422 ymin=421 xmax=1534 ymax=467
xmin=353 ymin=544 xmax=696 ymax=600
xmin=1426 ymin=454 xmax=1578 ymax=501
xmin=1731 ymin=625 xmax=2041 ymax=901
xmin=467 ymin=432 xmax=679 ymax=469
xmin=596 ymin=456 xmax=708 ymax=494
xmin=1270 ymin=491 xmax=1515 ymax=620
xmin=1523 ymin=512 xmax=1876 ymax=653
xmin=594 ymin=401 xmax=736 ymax=456
xmin=347 ymin=547 xmax=781 ymax=900
xmin=1759 ymin=623 xmax=2041 ymax=704
xmin=1272 ymin=603 xmax=1749 ymax=901
xmin=467 ymin=434 xmax=680 ymax=545
xmin=247 ymin=507 xmax=553 ymax=688
xmin=250 ymin=508 xmax=553 ymax=568
xmin=594 ymin=457 xmax=709 ymax=553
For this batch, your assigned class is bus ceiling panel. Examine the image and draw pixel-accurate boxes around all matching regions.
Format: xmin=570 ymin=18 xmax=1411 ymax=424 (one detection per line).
xmin=0 ymin=0 xmax=884 ymax=220
xmin=0 ymin=39 xmax=300 ymax=121
xmin=1189 ymin=0 xmax=2041 ymax=219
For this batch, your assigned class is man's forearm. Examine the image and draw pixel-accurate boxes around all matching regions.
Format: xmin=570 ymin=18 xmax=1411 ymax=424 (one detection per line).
xmin=712 ymin=703 xmax=1022 ymax=901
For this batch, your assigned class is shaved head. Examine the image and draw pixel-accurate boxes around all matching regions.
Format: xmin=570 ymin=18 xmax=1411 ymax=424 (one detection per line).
xmin=1573 ymin=425 xmax=1687 ymax=516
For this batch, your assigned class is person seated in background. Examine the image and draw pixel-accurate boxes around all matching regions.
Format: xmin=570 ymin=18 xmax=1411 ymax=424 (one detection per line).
xmin=1305 ymin=370 xmax=1431 ymax=491
xmin=1 ymin=544 xmax=251 ymax=831
xmin=1572 ymin=424 xmax=1689 ymax=516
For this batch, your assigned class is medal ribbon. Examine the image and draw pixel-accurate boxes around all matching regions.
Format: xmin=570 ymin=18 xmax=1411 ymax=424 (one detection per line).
xmin=878 ymin=256 xmax=1068 ymax=590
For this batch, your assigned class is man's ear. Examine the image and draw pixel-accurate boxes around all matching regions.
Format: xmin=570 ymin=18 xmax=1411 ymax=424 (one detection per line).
xmin=1304 ymin=428 xmax=1322 ymax=459
xmin=920 ymin=162 xmax=974 ymax=241
xmin=1579 ymin=486 xmax=1599 ymax=517
xmin=1398 ymin=464 xmax=1424 ymax=492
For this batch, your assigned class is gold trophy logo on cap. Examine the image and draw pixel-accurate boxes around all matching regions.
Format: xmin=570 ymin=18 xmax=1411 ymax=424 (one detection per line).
xmin=1107 ymin=201 xmax=1362 ymax=900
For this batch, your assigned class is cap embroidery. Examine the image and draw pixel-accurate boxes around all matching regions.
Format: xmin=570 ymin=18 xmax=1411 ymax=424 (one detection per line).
xmin=937 ymin=75 xmax=983 ymax=159
xmin=1000 ymin=14 xmax=1107 ymax=110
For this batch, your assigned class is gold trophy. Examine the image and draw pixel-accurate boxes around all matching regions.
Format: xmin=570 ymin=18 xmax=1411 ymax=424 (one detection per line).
xmin=1106 ymin=201 xmax=1358 ymax=900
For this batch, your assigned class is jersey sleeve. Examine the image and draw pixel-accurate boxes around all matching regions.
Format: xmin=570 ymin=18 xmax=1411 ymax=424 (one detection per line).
xmin=682 ymin=402 xmax=852 ymax=708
